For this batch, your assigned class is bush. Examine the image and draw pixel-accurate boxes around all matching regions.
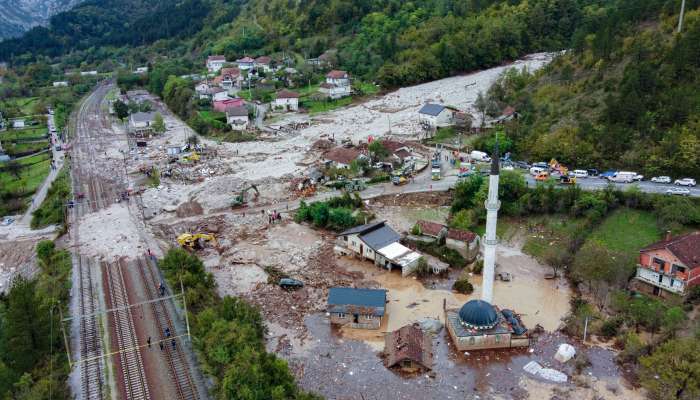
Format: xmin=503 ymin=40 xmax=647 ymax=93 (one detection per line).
xmin=411 ymin=224 xmax=422 ymax=235
xmin=617 ymin=332 xmax=647 ymax=364
xmin=472 ymin=259 xmax=484 ymax=274
xmin=453 ymin=276 xmax=474 ymax=294
xmin=414 ymin=257 xmax=430 ymax=277
xmin=295 ymin=194 xmax=365 ymax=231
xmin=599 ymin=317 xmax=623 ymax=338
xmin=368 ymin=173 xmax=390 ymax=184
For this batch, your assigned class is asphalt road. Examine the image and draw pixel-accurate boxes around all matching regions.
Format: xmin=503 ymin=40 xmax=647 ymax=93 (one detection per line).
xmin=521 ymin=174 xmax=700 ymax=197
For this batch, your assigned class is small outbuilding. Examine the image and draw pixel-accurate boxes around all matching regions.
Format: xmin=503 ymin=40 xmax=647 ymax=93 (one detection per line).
xmin=225 ymin=106 xmax=249 ymax=130
xmin=328 ymin=287 xmax=386 ymax=330
xmin=445 ymin=228 xmax=480 ymax=262
xmin=385 ymin=324 xmax=433 ymax=373
xmin=418 ymin=103 xmax=459 ymax=129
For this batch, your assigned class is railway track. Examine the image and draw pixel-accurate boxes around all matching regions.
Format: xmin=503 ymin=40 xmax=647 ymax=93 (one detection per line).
xmin=136 ymin=257 xmax=199 ymax=400
xmin=106 ymin=259 xmax=150 ymax=400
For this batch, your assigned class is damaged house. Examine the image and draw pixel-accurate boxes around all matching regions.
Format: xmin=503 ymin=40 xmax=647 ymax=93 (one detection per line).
xmin=328 ymin=287 xmax=386 ymax=330
xmin=385 ymin=324 xmax=433 ymax=373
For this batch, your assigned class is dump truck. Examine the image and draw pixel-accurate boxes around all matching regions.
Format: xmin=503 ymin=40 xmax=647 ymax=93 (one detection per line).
xmin=232 ymin=184 xmax=259 ymax=208
xmin=177 ymin=233 xmax=218 ymax=251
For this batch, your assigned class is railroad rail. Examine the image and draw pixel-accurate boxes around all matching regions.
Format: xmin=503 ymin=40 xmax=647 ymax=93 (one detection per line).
xmin=136 ymin=257 xmax=198 ymax=400
xmin=106 ymin=259 xmax=150 ymax=400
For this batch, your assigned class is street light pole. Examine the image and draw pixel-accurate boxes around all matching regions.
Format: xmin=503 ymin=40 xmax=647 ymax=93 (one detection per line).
xmin=678 ymin=0 xmax=686 ymax=33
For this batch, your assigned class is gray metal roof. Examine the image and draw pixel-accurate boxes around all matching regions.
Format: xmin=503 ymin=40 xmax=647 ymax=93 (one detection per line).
xmin=360 ymin=224 xmax=400 ymax=250
xmin=338 ymin=221 xmax=386 ymax=236
xmin=130 ymin=112 xmax=156 ymax=123
xmin=418 ymin=103 xmax=446 ymax=116
xmin=327 ymin=287 xmax=386 ymax=316
xmin=226 ymin=106 xmax=248 ymax=117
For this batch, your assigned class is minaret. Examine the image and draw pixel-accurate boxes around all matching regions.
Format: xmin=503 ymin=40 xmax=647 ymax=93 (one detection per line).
xmin=481 ymin=141 xmax=500 ymax=304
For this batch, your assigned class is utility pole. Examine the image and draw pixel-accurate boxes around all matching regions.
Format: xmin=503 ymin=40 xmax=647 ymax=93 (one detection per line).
xmin=678 ymin=0 xmax=686 ymax=33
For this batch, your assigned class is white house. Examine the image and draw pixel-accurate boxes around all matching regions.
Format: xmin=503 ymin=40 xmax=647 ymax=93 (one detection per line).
xmin=135 ymin=66 xmax=148 ymax=74
xmin=12 ymin=118 xmax=25 ymax=129
xmin=225 ymin=106 xmax=249 ymax=130
xmin=212 ymin=91 xmax=231 ymax=102
xmin=418 ymin=103 xmax=457 ymax=129
xmin=128 ymin=112 xmax=156 ymax=137
xmin=254 ymin=56 xmax=273 ymax=73
xmin=207 ymin=55 xmax=227 ymax=73
xmin=53 ymin=81 xmax=69 ymax=87
xmin=272 ymin=90 xmax=299 ymax=112
xmin=220 ymin=67 xmax=241 ymax=89
xmin=319 ymin=70 xmax=351 ymax=99
xmin=236 ymin=56 xmax=255 ymax=71
xmin=195 ymin=83 xmax=211 ymax=99
xmin=323 ymin=146 xmax=365 ymax=169
xmin=80 ymin=71 xmax=98 ymax=76
xmin=326 ymin=70 xmax=350 ymax=87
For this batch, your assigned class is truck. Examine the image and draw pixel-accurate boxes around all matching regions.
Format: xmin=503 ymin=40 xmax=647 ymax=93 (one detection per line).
xmin=470 ymin=150 xmax=491 ymax=162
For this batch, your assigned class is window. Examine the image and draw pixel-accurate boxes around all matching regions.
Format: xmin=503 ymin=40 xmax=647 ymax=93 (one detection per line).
xmin=469 ymin=337 xmax=475 ymax=345
xmin=672 ymin=264 xmax=686 ymax=274
xmin=365 ymin=314 xmax=374 ymax=320
xmin=337 ymin=313 xmax=345 ymax=319
xmin=495 ymin=335 xmax=501 ymax=343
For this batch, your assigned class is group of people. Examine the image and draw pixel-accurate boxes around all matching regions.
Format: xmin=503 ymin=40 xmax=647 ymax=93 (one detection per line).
xmin=264 ymin=209 xmax=282 ymax=224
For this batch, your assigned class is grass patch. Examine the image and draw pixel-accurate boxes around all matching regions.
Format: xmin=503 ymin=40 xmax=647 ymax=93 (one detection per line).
xmin=296 ymin=83 xmax=320 ymax=97
xmin=354 ymin=81 xmax=380 ymax=96
xmin=31 ymin=165 xmax=71 ymax=229
xmin=0 ymin=158 xmax=50 ymax=195
xmin=302 ymin=96 xmax=353 ymax=114
xmin=407 ymin=207 xmax=450 ymax=224
xmin=0 ymin=126 xmax=49 ymax=141
xmin=198 ymin=110 xmax=226 ymax=124
xmin=205 ymin=130 xmax=257 ymax=143
xmin=520 ymin=214 xmax=588 ymax=259
xmin=1 ymin=140 xmax=49 ymax=156
xmin=587 ymin=208 xmax=661 ymax=258
xmin=1 ymin=97 xmax=39 ymax=115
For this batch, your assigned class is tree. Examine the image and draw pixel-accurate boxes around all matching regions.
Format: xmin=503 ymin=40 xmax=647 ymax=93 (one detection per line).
xmin=571 ymin=242 xmax=631 ymax=309
xmin=368 ymin=140 xmax=389 ymax=160
xmin=541 ymin=244 xmax=569 ymax=278
xmin=152 ymin=113 xmax=166 ymax=133
xmin=2 ymin=276 xmax=49 ymax=374
xmin=639 ymin=338 xmax=700 ymax=400
xmin=451 ymin=174 xmax=485 ymax=213
xmin=113 ymin=100 xmax=129 ymax=121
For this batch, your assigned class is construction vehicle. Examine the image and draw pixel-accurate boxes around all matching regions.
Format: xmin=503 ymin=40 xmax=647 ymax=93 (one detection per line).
xmin=549 ymin=158 xmax=568 ymax=176
xmin=177 ymin=233 xmax=218 ymax=251
xmin=232 ymin=184 xmax=259 ymax=208
xmin=344 ymin=178 xmax=366 ymax=192
xmin=391 ymin=171 xmax=408 ymax=185
xmin=559 ymin=175 xmax=577 ymax=185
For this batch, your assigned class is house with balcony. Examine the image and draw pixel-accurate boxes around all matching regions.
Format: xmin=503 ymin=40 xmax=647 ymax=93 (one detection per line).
xmin=207 ymin=55 xmax=227 ymax=73
xmin=633 ymin=231 xmax=700 ymax=297
xmin=319 ymin=70 xmax=351 ymax=99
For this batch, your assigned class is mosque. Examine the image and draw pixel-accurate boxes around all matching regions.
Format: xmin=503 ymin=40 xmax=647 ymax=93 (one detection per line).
xmin=445 ymin=144 xmax=531 ymax=351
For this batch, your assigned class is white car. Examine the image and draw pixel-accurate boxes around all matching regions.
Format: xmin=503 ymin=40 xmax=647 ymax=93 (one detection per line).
xmin=675 ymin=178 xmax=697 ymax=187
xmin=633 ymin=174 xmax=644 ymax=181
xmin=502 ymin=164 xmax=514 ymax=171
xmin=651 ymin=176 xmax=671 ymax=184
xmin=666 ymin=187 xmax=691 ymax=196
xmin=571 ymin=170 xmax=588 ymax=178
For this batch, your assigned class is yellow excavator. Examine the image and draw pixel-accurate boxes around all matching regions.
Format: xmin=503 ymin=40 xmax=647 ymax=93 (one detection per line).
xmin=232 ymin=184 xmax=259 ymax=208
xmin=177 ymin=233 xmax=218 ymax=251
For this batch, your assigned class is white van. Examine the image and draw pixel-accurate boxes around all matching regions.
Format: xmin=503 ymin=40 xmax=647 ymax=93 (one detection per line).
xmin=571 ymin=170 xmax=588 ymax=178
xmin=470 ymin=150 xmax=491 ymax=162
xmin=608 ymin=171 xmax=636 ymax=183
xmin=530 ymin=166 xmax=545 ymax=176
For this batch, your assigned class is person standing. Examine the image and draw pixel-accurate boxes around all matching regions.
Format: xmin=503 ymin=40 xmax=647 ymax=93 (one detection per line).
xmin=147 ymin=336 xmax=152 ymax=348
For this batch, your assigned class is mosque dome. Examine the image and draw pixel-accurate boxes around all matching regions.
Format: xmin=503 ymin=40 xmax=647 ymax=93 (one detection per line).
xmin=458 ymin=300 xmax=499 ymax=330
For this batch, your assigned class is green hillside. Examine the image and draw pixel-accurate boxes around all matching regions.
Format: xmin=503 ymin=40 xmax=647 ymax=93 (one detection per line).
xmin=482 ymin=2 xmax=700 ymax=177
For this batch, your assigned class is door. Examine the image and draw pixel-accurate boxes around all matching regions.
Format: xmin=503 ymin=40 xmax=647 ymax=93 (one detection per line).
xmin=653 ymin=286 xmax=660 ymax=296
xmin=353 ymin=314 xmax=359 ymax=323
xmin=359 ymin=244 xmax=364 ymax=258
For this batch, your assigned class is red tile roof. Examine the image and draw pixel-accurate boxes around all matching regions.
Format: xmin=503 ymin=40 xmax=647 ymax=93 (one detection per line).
xmin=237 ymin=56 xmax=255 ymax=63
xmin=277 ymin=90 xmax=300 ymax=99
xmin=502 ymin=106 xmax=516 ymax=116
xmin=324 ymin=147 xmax=361 ymax=165
xmin=255 ymin=56 xmax=272 ymax=64
xmin=381 ymin=140 xmax=407 ymax=153
xmin=208 ymin=55 xmax=226 ymax=61
xmin=385 ymin=324 xmax=432 ymax=370
xmin=319 ymin=82 xmax=335 ymax=89
xmin=395 ymin=149 xmax=412 ymax=159
xmin=220 ymin=67 xmax=240 ymax=78
xmin=447 ymin=228 xmax=477 ymax=242
xmin=640 ymin=231 xmax=700 ymax=270
xmin=326 ymin=70 xmax=348 ymax=79
xmin=416 ymin=220 xmax=446 ymax=237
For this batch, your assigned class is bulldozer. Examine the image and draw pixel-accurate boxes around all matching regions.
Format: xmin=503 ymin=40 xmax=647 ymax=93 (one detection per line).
xmin=391 ymin=171 xmax=408 ymax=186
xmin=177 ymin=233 xmax=218 ymax=251
xmin=231 ymin=184 xmax=260 ymax=208
xmin=559 ymin=175 xmax=577 ymax=185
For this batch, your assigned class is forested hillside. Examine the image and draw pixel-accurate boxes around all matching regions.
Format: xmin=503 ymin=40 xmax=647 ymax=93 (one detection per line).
xmin=3 ymin=0 xmax=689 ymax=89
xmin=482 ymin=1 xmax=700 ymax=178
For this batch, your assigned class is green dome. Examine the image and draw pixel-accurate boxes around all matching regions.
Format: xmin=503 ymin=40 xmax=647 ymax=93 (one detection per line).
xmin=458 ymin=300 xmax=498 ymax=330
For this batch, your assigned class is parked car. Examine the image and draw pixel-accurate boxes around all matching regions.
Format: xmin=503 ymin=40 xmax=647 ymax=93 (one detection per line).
xmin=608 ymin=171 xmax=637 ymax=183
xmin=502 ymin=164 xmax=514 ymax=171
xmin=55 ymin=145 xmax=62 ymax=151
xmin=1 ymin=217 xmax=14 ymax=226
xmin=666 ymin=187 xmax=691 ymax=196
xmin=674 ymin=178 xmax=697 ymax=187
xmin=279 ymin=278 xmax=304 ymax=290
xmin=529 ymin=166 xmax=546 ymax=176
xmin=571 ymin=170 xmax=588 ymax=178
xmin=633 ymin=174 xmax=644 ymax=181
xmin=600 ymin=170 xmax=617 ymax=179
xmin=586 ymin=169 xmax=599 ymax=177
xmin=532 ymin=162 xmax=548 ymax=169
xmin=514 ymin=161 xmax=530 ymax=169
xmin=651 ymin=176 xmax=671 ymax=184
